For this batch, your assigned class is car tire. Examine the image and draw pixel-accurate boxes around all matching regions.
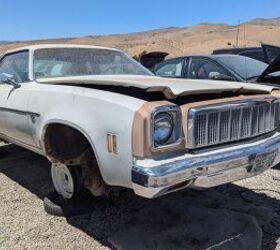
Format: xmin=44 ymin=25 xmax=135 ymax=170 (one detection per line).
xmin=51 ymin=163 xmax=84 ymax=199
xmin=43 ymin=191 xmax=95 ymax=217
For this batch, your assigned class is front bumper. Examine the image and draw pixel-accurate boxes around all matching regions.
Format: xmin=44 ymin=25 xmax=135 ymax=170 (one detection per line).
xmin=132 ymin=132 xmax=280 ymax=198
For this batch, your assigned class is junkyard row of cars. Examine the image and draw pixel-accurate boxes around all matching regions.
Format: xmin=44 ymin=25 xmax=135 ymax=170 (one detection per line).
xmin=142 ymin=43 xmax=280 ymax=85
xmin=0 ymin=43 xmax=280 ymax=215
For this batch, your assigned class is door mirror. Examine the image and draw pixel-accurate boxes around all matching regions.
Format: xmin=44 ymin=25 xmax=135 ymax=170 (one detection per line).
xmin=209 ymin=72 xmax=234 ymax=81
xmin=0 ymin=73 xmax=21 ymax=88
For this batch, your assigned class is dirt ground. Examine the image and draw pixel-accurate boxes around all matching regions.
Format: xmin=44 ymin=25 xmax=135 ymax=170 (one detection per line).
xmin=1 ymin=143 xmax=280 ymax=250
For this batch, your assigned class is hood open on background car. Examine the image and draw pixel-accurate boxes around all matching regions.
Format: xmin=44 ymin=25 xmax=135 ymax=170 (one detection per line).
xmin=213 ymin=43 xmax=280 ymax=64
xmin=257 ymin=54 xmax=280 ymax=83
xmin=140 ymin=52 xmax=169 ymax=70
xmin=262 ymin=44 xmax=280 ymax=64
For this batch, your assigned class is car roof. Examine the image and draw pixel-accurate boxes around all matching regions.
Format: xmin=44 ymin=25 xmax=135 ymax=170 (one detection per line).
xmin=213 ymin=47 xmax=262 ymax=54
xmin=207 ymin=54 xmax=249 ymax=60
xmin=161 ymin=54 xmax=246 ymax=62
xmin=5 ymin=44 xmax=120 ymax=54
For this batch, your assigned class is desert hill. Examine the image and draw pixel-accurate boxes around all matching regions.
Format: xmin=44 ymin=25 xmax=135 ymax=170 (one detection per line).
xmin=0 ymin=17 xmax=280 ymax=58
xmin=243 ymin=17 xmax=280 ymax=26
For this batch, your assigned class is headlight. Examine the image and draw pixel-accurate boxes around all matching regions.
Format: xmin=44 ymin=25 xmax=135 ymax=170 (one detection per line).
xmin=152 ymin=105 xmax=182 ymax=148
xmin=154 ymin=113 xmax=173 ymax=145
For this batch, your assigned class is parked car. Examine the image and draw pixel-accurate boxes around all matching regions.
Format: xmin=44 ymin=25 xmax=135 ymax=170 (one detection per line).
xmin=153 ymin=54 xmax=280 ymax=84
xmin=1 ymin=44 xmax=280 ymax=202
xmin=213 ymin=43 xmax=280 ymax=64
xmin=139 ymin=44 xmax=280 ymax=72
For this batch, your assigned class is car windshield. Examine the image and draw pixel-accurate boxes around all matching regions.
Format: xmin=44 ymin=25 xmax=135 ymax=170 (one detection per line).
xmin=33 ymin=48 xmax=153 ymax=78
xmin=215 ymin=55 xmax=268 ymax=80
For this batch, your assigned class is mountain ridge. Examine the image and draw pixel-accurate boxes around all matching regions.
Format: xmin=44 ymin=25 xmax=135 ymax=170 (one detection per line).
xmin=0 ymin=17 xmax=280 ymax=57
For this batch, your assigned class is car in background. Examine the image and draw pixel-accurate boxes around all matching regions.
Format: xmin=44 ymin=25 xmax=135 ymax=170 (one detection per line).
xmin=153 ymin=54 xmax=280 ymax=84
xmin=213 ymin=43 xmax=280 ymax=64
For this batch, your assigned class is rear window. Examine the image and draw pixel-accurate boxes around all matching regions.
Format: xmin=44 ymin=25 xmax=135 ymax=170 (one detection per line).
xmin=216 ymin=56 xmax=268 ymax=79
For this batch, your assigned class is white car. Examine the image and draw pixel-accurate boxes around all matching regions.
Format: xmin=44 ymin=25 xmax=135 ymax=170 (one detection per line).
xmin=0 ymin=44 xmax=280 ymax=200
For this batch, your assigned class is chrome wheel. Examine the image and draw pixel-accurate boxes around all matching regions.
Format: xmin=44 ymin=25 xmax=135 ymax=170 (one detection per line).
xmin=51 ymin=163 xmax=75 ymax=199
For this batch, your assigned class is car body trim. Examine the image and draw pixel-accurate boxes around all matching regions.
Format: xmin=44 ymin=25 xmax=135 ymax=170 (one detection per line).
xmin=0 ymin=107 xmax=40 ymax=117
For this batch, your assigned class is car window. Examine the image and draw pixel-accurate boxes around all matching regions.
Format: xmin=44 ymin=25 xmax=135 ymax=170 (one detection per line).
xmin=34 ymin=60 xmax=73 ymax=78
xmin=33 ymin=48 xmax=153 ymax=78
xmin=0 ymin=51 xmax=29 ymax=83
xmin=189 ymin=58 xmax=228 ymax=79
xmin=215 ymin=56 xmax=268 ymax=80
xmin=239 ymin=50 xmax=265 ymax=62
xmin=154 ymin=59 xmax=183 ymax=77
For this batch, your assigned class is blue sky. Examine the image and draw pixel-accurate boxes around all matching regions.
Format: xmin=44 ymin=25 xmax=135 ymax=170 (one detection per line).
xmin=1 ymin=0 xmax=279 ymax=41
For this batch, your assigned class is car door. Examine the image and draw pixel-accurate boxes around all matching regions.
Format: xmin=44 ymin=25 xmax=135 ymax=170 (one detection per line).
xmin=0 ymin=50 xmax=36 ymax=146
xmin=187 ymin=57 xmax=233 ymax=80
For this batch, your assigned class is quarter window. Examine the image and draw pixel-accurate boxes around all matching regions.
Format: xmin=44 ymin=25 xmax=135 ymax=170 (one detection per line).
xmin=154 ymin=59 xmax=183 ymax=77
xmin=0 ymin=51 xmax=29 ymax=83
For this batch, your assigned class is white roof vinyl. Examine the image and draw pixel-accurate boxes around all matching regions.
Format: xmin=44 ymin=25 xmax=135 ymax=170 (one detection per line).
xmin=5 ymin=44 xmax=120 ymax=54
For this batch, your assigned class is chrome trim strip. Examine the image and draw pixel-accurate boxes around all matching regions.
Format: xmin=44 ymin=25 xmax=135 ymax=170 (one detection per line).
xmin=0 ymin=107 xmax=40 ymax=117
xmin=189 ymin=97 xmax=277 ymax=113
xmin=132 ymin=132 xmax=280 ymax=198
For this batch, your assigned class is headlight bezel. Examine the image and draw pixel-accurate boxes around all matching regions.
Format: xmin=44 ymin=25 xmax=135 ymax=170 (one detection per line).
xmin=151 ymin=105 xmax=182 ymax=149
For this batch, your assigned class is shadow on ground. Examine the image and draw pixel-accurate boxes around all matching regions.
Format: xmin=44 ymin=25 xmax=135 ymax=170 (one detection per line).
xmin=1 ymin=144 xmax=280 ymax=250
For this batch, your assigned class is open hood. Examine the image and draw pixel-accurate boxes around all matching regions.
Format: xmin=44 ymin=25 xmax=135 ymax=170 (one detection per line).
xmin=262 ymin=44 xmax=280 ymax=64
xmin=257 ymin=54 xmax=280 ymax=83
xmin=37 ymin=75 xmax=275 ymax=100
xmin=140 ymin=52 xmax=169 ymax=70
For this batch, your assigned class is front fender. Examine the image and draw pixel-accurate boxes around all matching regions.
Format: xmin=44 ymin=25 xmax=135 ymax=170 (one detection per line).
xmin=28 ymin=85 xmax=146 ymax=188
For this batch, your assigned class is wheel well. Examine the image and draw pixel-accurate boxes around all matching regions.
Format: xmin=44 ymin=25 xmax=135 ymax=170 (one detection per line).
xmin=43 ymin=123 xmax=91 ymax=163
xmin=43 ymin=123 xmax=114 ymax=196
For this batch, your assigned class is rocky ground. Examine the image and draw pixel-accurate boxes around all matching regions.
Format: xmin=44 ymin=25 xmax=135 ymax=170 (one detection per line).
xmin=0 ymin=143 xmax=280 ymax=250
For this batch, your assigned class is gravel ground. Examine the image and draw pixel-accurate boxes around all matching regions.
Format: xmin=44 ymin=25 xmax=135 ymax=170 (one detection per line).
xmin=0 ymin=143 xmax=280 ymax=250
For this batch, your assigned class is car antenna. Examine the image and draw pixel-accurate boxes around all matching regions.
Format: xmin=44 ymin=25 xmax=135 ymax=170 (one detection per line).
xmin=236 ymin=20 xmax=248 ymax=80
xmin=243 ymin=22 xmax=246 ymax=47
xmin=235 ymin=20 xmax=240 ymax=47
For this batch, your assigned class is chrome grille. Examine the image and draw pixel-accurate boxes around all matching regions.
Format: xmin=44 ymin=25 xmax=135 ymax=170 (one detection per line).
xmin=188 ymin=97 xmax=280 ymax=149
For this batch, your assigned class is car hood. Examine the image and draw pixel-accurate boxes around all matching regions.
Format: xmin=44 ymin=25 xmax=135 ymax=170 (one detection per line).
xmin=257 ymin=54 xmax=280 ymax=83
xmin=262 ymin=43 xmax=280 ymax=64
xmin=140 ymin=51 xmax=169 ymax=70
xmin=37 ymin=75 xmax=276 ymax=99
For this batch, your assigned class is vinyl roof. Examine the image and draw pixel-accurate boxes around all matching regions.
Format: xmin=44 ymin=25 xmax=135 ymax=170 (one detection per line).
xmin=5 ymin=44 xmax=120 ymax=54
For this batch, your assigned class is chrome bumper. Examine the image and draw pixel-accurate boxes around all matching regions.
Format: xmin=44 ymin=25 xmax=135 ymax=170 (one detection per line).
xmin=132 ymin=132 xmax=280 ymax=198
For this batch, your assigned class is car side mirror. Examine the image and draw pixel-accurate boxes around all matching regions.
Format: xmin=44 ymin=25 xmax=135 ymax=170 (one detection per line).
xmin=0 ymin=73 xmax=21 ymax=88
xmin=209 ymin=72 xmax=234 ymax=81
